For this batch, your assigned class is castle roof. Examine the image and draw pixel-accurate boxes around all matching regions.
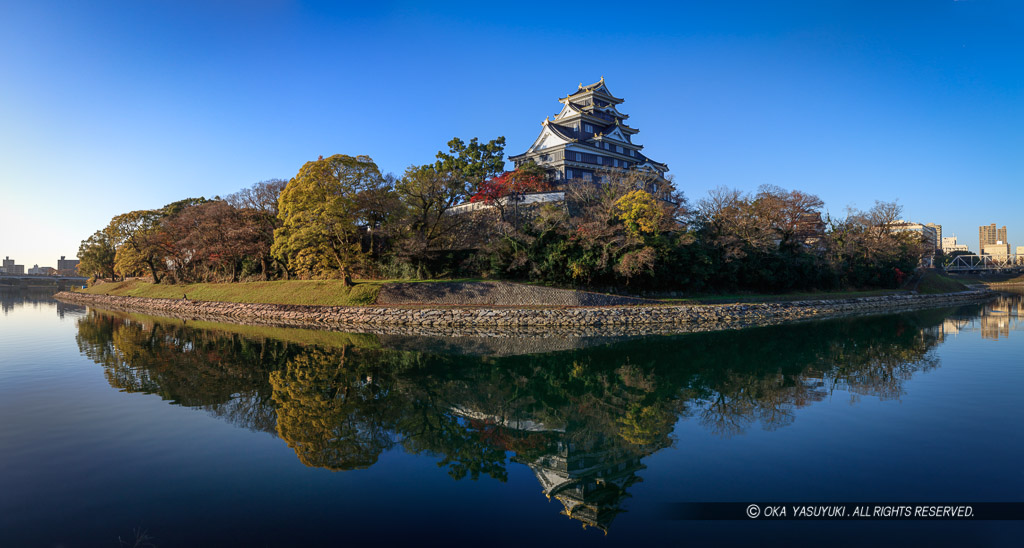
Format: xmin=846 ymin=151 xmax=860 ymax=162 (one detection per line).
xmin=562 ymin=76 xmax=624 ymax=104
xmin=543 ymin=120 xmax=578 ymax=142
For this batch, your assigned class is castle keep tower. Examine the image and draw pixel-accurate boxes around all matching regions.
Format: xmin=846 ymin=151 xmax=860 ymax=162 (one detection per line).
xmin=509 ymin=78 xmax=668 ymax=183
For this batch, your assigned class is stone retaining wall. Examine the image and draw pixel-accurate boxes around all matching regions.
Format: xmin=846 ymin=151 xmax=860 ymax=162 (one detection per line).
xmin=55 ymin=290 xmax=995 ymax=333
xmin=376 ymin=281 xmax=654 ymax=306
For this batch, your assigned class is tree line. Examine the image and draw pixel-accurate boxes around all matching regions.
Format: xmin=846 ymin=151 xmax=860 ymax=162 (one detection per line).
xmin=78 ymin=135 xmax=926 ymax=292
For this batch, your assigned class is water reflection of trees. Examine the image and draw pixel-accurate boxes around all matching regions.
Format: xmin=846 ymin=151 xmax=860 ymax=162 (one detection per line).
xmin=75 ymin=312 xmax=286 ymax=434
xmin=75 ymin=306 xmax=959 ymax=532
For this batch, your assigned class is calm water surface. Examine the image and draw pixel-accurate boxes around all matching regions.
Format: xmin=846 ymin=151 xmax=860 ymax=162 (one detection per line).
xmin=1 ymin=288 xmax=1022 ymax=547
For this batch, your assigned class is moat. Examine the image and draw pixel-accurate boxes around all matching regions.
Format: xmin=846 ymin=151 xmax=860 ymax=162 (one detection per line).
xmin=2 ymin=287 xmax=1022 ymax=546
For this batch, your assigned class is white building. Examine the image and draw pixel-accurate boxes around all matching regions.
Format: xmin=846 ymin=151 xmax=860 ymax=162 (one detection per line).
xmin=941 ymin=235 xmax=968 ymax=254
xmin=890 ymin=221 xmax=938 ymax=252
xmin=982 ymin=242 xmax=1010 ymax=259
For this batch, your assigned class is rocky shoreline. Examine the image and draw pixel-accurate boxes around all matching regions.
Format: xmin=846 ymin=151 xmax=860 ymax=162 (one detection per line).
xmin=55 ymin=289 xmax=995 ymax=335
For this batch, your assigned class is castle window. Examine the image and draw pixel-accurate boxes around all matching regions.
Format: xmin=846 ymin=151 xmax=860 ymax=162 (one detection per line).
xmin=575 ymin=152 xmax=582 ymax=161
xmin=616 ymin=145 xmax=623 ymax=154
xmin=613 ymin=159 xmax=619 ymax=167
xmin=596 ymin=156 xmax=602 ymax=165
xmin=629 ymin=150 xmax=635 ymax=157
xmin=566 ymin=169 xmax=573 ymax=179
xmin=584 ymin=123 xmax=594 ymax=133
xmin=583 ymin=172 xmax=592 ymax=181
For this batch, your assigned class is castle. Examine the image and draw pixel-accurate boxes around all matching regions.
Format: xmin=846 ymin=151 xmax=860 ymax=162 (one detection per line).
xmin=509 ymin=77 xmax=668 ymax=183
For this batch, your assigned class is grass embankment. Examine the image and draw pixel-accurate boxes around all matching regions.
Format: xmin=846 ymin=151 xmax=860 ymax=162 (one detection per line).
xmin=76 ymin=279 xmax=382 ymax=306
xmin=656 ymin=288 xmax=905 ymax=304
xmin=74 ymin=273 xmax=973 ymax=309
xmin=914 ymin=271 xmax=969 ymax=294
xmin=947 ymin=272 xmax=1024 ymax=285
xmin=658 ymin=271 xmax=970 ymax=304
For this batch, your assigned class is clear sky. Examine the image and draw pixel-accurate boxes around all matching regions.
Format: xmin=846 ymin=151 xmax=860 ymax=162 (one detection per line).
xmin=1 ymin=0 xmax=1021 ymax=268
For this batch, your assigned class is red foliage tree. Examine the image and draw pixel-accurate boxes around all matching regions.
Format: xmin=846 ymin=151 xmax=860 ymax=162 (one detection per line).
xmin=469 ymin=168 xmax=551 ymax=204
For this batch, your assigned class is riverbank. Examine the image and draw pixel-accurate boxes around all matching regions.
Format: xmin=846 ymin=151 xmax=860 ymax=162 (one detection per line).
xmin=949 ymin=272 xmax=1024 ymax=286
xmin=55 ymin=287 xmax=995 ymax=333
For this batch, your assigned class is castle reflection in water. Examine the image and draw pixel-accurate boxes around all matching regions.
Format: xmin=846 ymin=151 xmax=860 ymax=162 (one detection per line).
xmin=69 ymin=288 xmax=1022 ymax=533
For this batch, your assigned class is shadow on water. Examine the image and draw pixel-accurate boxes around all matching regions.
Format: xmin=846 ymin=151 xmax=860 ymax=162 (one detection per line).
xmin=71 ymin=290 xmax=1024 ymax=533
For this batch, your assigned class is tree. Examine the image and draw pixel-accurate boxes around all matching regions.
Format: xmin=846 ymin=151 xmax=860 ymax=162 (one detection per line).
xmin=564 ymin=174 xmax=684 ymax=285
xmin=353 ymin=172 xmax=402 ymax=260
xmin=161 ymin=201 xmax=269 ymax=282
xmin=615 ymin=189 xmax=663 ymax=239
xmin=479 ymin=169 xmax=691 ymax=287
xmin=696 ymin=187 xmax=773 ymax=261
xmin=393 ymin=165 xmax=467 ymax=274
xmin=272 ymin=154 xmax=384 ymax=285
xmin=227 ymin=179 xmax=288 ymax=279
xmin=469 ymin=164 xmax=552 ymax=222
xmin=823 ymin=200 xmax=923 ymax=288
xmin=750 ymin=185 xmax=825 ymax=249
xmin=77 ymin=230 xmax=117 ymax=281
xmin=107 ymin=210 xmax=166 ymax=282
xmin=225 ymin=178 xmax=287 ymax=216
xmin=433 ymin=136 xmax=506 ymax=196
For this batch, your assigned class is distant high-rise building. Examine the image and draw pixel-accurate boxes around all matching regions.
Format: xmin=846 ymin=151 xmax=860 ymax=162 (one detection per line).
xmin=979 ymin=223 xmax=1007 ymax=253
xmin=925 ymin=223 xmax=942 ymax=251
xmin=2 ymin=256 xmax=24 ymax=275
xmin=57 ymin=255 xmax=80 ymax=273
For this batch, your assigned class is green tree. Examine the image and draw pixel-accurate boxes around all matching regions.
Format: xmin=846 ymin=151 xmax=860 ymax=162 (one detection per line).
xmin=272 ymin=154 xmax=384 ymax=285
xmin=392 ymin=165 xmax=467 ymax=274
xmin=433 ymin=136 xmax=506 ymax=196
xmin=495 ymin=170 xmax=688 ymax=287
xmin=107 ymin=209 xmax=166 ymax=283
xmin=77 ymin=229 xmax=117 ymax=281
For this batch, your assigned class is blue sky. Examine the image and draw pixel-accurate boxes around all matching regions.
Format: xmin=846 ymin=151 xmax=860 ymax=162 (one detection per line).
xmin=1 ymin=0 xmax=1021 ymax=268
